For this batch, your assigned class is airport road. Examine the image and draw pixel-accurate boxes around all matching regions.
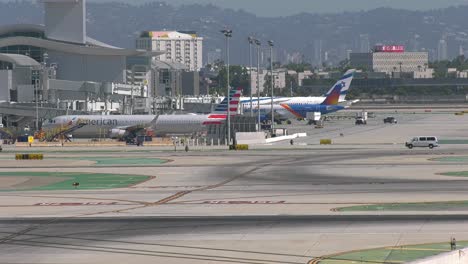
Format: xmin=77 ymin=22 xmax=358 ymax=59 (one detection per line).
xmin=1 ymin=111 xmax=468 ymax=263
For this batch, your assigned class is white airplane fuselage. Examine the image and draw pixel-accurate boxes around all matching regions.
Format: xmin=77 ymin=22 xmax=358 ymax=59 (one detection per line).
xmin=42 ymin=114 xmax=226 ymax=138
xmin=42 ymin=115 xmax=156 ymax=138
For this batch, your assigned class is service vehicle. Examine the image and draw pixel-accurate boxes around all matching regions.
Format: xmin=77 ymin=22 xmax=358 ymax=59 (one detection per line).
xmin=405 ymin=136 xmax=439 ymax=149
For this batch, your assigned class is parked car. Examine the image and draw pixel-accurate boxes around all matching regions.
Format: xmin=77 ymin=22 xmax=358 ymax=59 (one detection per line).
xmin=405 ymin=136 xmax=439 ymax=149
xmin=384 ymin=117 xmax=397 ymax=124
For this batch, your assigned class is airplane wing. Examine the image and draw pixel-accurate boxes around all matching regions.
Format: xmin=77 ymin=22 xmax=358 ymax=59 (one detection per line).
xmin=338 ymin=99 xmax=360 ymax=106
xmin=110 ymin=124 xmax=149 ymax=140
xmin=113 ymin=115 xmax=159 ymax=136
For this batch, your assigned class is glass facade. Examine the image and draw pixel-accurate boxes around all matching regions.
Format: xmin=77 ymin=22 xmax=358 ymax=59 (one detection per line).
xmin=0 ymin=45 xmax=45 ymax=63
xmin=0 ymin=31 xmax=46 ymax=63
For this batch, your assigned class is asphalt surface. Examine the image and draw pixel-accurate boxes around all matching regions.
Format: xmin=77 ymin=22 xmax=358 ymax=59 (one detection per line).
xmin=2 ymin=111 xmax=468 ymax=263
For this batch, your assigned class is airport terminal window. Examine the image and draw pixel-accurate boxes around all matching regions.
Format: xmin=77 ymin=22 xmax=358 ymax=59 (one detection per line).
xmin=0 ymin=31 xmax=45 ymax=39
xmin=0 ymin=45 xmax=45 ymax=63
xmin=0 ymin=61 xmax=13 ymax=70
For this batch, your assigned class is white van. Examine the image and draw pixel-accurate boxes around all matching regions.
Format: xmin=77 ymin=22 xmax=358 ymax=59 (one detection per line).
xmin=405 ymin=136 xmax=439 ymax=149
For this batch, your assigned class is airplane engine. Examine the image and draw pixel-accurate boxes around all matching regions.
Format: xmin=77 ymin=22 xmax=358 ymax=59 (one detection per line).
xmin=109 ymin=129 xmax=126 ymax=138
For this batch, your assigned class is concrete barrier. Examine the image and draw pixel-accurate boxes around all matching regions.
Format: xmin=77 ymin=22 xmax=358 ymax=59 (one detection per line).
xmin=236 ymin=132 xmax=267 ymax=145
xmin=265 ymin=133 xmax=307 ymax=144
xmin=406 ymin=247 xmax=468 ymax=264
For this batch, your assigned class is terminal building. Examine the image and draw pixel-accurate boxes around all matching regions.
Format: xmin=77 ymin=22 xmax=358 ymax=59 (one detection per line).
xmin=0 ymin=0 xmax=170 ymax=129
xmin=350 ymin=45 xmax=429 ymax=75
xmin=0 ymin=1 xmax=161 ymax=83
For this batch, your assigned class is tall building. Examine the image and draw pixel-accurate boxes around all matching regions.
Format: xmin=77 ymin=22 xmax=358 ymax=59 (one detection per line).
xmin=359 ymin=34 xmax=370 ymax=53
xmin=409 ymin=34 xmax=420 ymax=52
xmin=136 ymin=31 xmax=203 ymax=71
xmin=313 ymin=39 xmax=323 ymax=66
xmin=437 ymin=39 xmax=448 ymax=61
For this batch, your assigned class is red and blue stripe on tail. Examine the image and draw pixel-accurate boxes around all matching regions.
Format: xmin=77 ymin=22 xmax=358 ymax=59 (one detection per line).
xmin=213 ymin=87 xmax=243 ymax=114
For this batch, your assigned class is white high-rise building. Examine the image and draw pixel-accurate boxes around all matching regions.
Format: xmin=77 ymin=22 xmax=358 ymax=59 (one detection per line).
xmin=250 ymin=68 xmax=287 ymax=94
xmin=136 ymin=31 xmax=203 ymax=71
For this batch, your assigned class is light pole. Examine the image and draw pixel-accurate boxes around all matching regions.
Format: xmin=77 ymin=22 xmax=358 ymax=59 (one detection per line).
xmin=221 ymin=29 xmax=232 ymax=145
xmin=268 ymin=40 xmax=274 ymax=134
xmin=34 ymin=71 xmax=39 ymax=131
xmin=248 ymin=36 xmax=254 ymax=117
xmin=255 ymin=39 xmax=261 ymax=131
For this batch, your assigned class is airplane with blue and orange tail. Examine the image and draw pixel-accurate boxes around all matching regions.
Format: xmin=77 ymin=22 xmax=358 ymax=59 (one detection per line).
xmin=250 ymin=69 xmax=355 ymax=121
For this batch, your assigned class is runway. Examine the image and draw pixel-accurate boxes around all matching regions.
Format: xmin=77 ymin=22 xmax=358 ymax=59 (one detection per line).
xmin=2 ymin=111 xmax=468 ymax=263
xmin=2 ymin=216 xmax=468 ymax=264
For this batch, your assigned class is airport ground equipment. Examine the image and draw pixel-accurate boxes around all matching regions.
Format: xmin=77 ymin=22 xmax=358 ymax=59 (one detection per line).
xmin=0 ymin=127 xmax=16 ymax=143
xmin=41 ymin=118 xmax=88 ymax=142
xmin=15 ymin=154 xmax=44 ymax=160
xmin=405 ymin=136 xmax=439 ymax=149
xmin=320 ymin=139 xmax=332 ymax=145
xmin=306 ymin=112 xmax=321 ymax=125
xmin=229 ymin=144 xmax=249 ymax=150
xmin=355 ymin=111 xmax=368 ymax=125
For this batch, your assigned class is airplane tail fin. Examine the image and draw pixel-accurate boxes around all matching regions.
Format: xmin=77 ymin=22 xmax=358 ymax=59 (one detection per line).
xmin=322 ymin=69 xmax=355 ymax=105
xmin=213 ymin=87 xmax=243 ymax=115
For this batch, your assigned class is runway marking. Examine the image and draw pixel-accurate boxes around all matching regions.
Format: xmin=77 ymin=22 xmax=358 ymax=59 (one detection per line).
xmin=385 ymin=246 xmax=451 ymax=252
xmin=201 ymin=200 xmax=286 ymax=205
xmin=129 ymin=185 xmax=205 ymax=189
xmin=34 ymin=202 xmax=122 ymax=207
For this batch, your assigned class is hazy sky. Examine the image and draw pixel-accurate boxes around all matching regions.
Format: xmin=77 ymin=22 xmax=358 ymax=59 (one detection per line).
xmin=81 ymin=0 xmax=468 ymax=16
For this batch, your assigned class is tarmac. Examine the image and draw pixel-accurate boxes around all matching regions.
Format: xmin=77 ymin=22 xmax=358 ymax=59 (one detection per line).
xmin=1 ymin=109 xmax=468 ymax=263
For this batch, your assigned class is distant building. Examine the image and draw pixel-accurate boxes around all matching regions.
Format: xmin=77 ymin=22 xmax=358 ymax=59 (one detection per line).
xmin=437 ymin=39 xmax=448 ymax=61
xmin=350 ymin=45 xmax=429 ymax=74
xmin=286 ymin=52 xmax=303 ymax=64
xmin=136 ymin=31 xmax=203 ymax=71
xmin=313 ymin=39 xmax=323 ymax=66
xmin=250 ymin=68 xmax=287 ymax=94
xmin=359 ymin=34 xmax=370 ymax=53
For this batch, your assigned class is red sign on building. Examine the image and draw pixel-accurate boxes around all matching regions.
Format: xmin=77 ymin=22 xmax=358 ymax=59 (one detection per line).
xmin=374 ymin=45 xmax=405 ymax=53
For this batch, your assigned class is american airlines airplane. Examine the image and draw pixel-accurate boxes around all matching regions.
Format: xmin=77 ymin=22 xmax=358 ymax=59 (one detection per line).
xmin=42 ymin=87 xmax=243 ymax=140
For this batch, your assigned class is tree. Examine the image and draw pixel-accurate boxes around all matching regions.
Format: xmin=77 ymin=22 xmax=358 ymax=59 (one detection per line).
xmin=217 ymin=65 xmax=250 ymax=96
xmin=263 ymin=74 xmax=272 ymax=96
xmin=284 ymin=63 xmax=312 ymax=72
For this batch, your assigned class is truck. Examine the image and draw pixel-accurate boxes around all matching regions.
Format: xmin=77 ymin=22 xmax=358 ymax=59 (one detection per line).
xmin=306 ymin=112 xmax=321 ymax=125
xmin=355 ymin=111 xmax=368 ymax=125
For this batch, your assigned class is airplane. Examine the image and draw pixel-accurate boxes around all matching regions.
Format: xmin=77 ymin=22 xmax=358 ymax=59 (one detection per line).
xmin=42 ymin=87 xmax=243 ymax=141
xmin=152 ymin=87 xmax=241 ymax=136
xmin=246 ymin=70 xmax=355 ymax=122
xmin=240 ymin=69 xmax=355 ymax=110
